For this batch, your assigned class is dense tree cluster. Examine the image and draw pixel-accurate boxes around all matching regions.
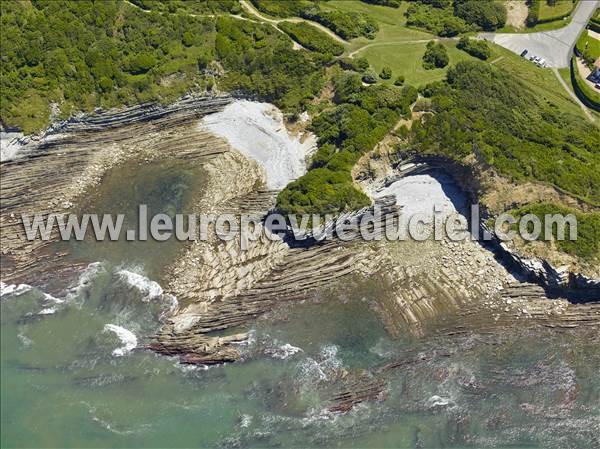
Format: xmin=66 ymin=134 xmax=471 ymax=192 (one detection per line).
xmin=422 ymin=41 xmax=449 ymax=69
xmin=279 ymin=22 xmax=344 ymax=56
xmin=454 ymin=0 xmax=506 ymax=31
xmin=526 ymin=0 xmax=540 ymax=27
xmin=406 ymin=0 xmax=506 ymax=36
xmin=456 ymin=37 xmax=491 ymax=60
xmin=410 ymin=61 xmax=600 ymax=205
xmin=0 ymin=0 xmax=325 ymax=132
xmin=277 ymin=70 xmax=418 ymax=214
xmin=406 ymin=2 xmax=473 ymax=37
xmin=129 ymin=0 xmax=241 ymax=14
xmin=250 ymin=0 xmax=379 ymax=40
xmin=359 ymin=0 xmax=401 ymax=8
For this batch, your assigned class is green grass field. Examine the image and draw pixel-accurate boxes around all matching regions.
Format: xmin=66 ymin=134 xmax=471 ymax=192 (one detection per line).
xmin=576 ymin=30 xmax=600 ymax=60
xmin=321 ymin=0 xmax=434 ymax=53
xmin=539 ymin=0 xmax=576 ymax=21
xmin=353 ymin=39 xmax=476 ymax=86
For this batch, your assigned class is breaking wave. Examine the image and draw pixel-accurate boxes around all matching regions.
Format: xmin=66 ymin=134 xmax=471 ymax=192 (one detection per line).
xmin=103 ymin=324 xmax=138 ymax=357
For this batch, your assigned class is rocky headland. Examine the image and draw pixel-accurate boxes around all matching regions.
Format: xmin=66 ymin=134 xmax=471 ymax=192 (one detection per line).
xmin=1 ymin=94 xmax=598 ymax=384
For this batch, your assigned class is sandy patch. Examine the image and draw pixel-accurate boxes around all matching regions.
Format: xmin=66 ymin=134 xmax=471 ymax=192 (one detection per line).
xmin=505 ymin=0 xmax=528 ymax=30
xmin=374 ymin=173 xmax=468 ymax=220
xmin=200 ymin=100 xmax=316 ymax=190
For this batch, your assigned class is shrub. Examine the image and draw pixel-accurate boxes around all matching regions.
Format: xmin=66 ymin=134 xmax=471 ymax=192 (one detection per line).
xmin=302 ymin=9 xmax=379 ymax=40
xmin=362 ymin=68 xmax=378 ymax=84
xmin=406 ymin=3 xmax=474 ymax=36
xmin=279 ymin=22 xmax=345 ymax=56
xmin=454 ymin=0 xmax=507 ymax=31
xmin=339 ymin=56 xmax=370 ymax=72
xmin=394 ymin=75 xmax=405 ymax=86
xmin=456 ymin=37 xmax=491 ymax=60
xmin=422 ymin=41 xmax=449 ymax=69
xmin=380 ymin=66 xmax=392 ymax=79
xmin=526 ymin=0 xmax=540 ymax=27
xmin=360 ymin=0 xmax=401 ymax=7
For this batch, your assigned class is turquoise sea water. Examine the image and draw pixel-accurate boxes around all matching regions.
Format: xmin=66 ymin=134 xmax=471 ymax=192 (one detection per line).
xmin=2 ymin=160 xmax=599 ymax=448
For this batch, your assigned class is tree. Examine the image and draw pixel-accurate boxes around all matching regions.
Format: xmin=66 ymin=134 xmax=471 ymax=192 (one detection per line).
xmin=456 ymin=37 xmax=491 ymax=60
xmin=454 ymin=0 xmax=507 ymax=31
xmin=422 ymin=41 xmax=449 ymax=69
xmin=362 ymin=68 xmax=378 ymax=84
xmin=379 ymin=66 xmax=392 ymax=79
xmin=394 ymin=75 xmax=405 ymax=86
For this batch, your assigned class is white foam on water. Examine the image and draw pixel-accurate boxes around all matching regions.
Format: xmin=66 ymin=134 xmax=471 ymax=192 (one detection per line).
xmin=426 ymin=395 xmax=453 ymax=409
xmin=0 ymin=282 xmax=33 ymax=299
xmin=103 ymin=324 xmax=138 ymax=357
xmin=239 ymin=414 xmax=253 ymax=429
xmin=264 ymin=342 xmax=303 ymax=360
xmin=117 ymin=269 xmax=164 ymax=301
xmin=200 ymin=100 xmax=316 ymax=190
xmin=38 ymin=307 xmax=56 ymax=315
xmin=66 ymin=262 xmax=106 ymax=299
xmin=0 ymin=130 xmax=25 ymax=162
xmin=295 ymin=344 xmax=344 ymax=386
xmin=115 ymin=267 xmax=178 ymax=320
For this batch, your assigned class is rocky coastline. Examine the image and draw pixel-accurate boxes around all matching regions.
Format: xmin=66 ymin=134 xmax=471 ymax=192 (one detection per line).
xmin=1 ymin=94 xmax=598 ymax=377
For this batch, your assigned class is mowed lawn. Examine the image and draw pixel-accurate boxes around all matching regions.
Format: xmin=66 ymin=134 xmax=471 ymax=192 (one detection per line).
xmin=355 ymin=40 xmax=477 ymax=87
xmin=577 ymin=30 xmax=600 ymax=60
xmin=538 ymin=0 xmax=575 ymax=21
xmin=322 ymin=0 xmax=435 ymax=53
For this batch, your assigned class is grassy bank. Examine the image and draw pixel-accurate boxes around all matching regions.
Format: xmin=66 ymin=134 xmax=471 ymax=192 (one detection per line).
xmin=510 ymin=202 xmax=600 ymax=263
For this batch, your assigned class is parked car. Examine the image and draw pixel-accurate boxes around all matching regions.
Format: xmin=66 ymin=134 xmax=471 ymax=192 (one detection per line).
xmin=520 ymin=49 xmax=528 ymax=57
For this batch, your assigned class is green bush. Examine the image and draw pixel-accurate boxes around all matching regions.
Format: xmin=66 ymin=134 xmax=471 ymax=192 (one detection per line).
xmin=454 ymin=0 xmax=507 ymax=31
xmin=380 ymin=66 xmax=392 ymax=80
xmin=251 ymin=0 xmax=379 ymax=40
xmin=303 ymin=9 xmax=379 ymax=40
xmin=406 ymin=3 xmax=474 ymax=36
xmin=456 ymin=37 xmax=491 ymax=60
xmin=362 ymin=69 xmax=378 ymax=84
xmin=339 ymin=56 xmax=370 ymax=72
xmin=394 ymin=75 xmax=405 ymax=86
xmin=360 ymin=0 xmax=401 ymax=7
xmin=526 ymin=0 xmax=540 ymax=27
xmin=278 ymin=82 xmax=419 ymax=214
xmin=422 ymin=41 xmax=449 ymax=69
xmin=279 ymin=22 xmax=345 ymax=56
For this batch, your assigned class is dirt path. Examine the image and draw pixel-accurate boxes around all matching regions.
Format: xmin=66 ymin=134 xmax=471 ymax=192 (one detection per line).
xmin=348 ymin=39 xmax=437 ymax=58
xmin=505 ymin=0 xmax=528 ymax=30
xmin=239 ymin=0 xmax=349 ymax=44
xmin=552 ymin=68 xmax=596 ymax=122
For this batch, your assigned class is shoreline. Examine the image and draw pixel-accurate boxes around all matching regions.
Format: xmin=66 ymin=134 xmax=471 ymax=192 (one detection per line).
xmin=1 ymin=93 xmax=598 ymax=370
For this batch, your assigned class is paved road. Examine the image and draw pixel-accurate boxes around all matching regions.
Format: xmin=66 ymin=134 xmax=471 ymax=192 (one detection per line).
xmin=480 ymin=0 xmax=599 ymax=68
